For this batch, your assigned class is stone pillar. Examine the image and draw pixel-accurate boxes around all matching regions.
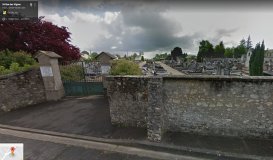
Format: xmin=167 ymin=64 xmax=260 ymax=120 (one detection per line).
xmin=147 ymin=78 xmax=163 ymax=142
xmin=35 ymin=51 xmax=64 ymax=101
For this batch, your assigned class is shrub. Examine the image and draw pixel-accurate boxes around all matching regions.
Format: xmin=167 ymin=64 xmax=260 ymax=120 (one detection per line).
xmin=110 ymin=60 xmax=142 ymax=75
xmin=0 ymin=50 xmax=37 ymax=75
xmin=10 ymin=62 xmax=20 ymax=72
xmin=12 ymin=51 xmax=36 ymax=67
xmin=0 ymin=50 xmax=13 ymax=69
xmin=60 ymin=64 xmax=84 ymax=81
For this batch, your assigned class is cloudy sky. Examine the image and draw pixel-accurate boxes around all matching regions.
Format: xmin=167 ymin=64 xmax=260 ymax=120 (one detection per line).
xmin=39 ymin=0 xmax=273 ymax=58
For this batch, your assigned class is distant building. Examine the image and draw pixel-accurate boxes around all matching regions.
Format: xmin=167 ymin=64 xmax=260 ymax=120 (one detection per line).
xmin=264 ymin=49 xmax=273 ymax=63
xmin=95 ymin=52 xmax=117 ymax=65
xmin=134 ymin=56 xmax=142 ymax=62
xmin=264 ymin=49 xmax=273 ymax=71
xmin=81 ymin=51 xmax=90 ymax=60
xmin=95 ymin=52 xmax=117 ymax=74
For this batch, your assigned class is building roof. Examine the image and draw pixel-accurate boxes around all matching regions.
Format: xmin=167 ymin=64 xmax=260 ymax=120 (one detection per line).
xmin=81 ymin=51 xmax=89 ymax=55
xmin=96 ymin=52 xmax=116 ymax=59
xmin=35 ymin=50 xmax=62 ymax=59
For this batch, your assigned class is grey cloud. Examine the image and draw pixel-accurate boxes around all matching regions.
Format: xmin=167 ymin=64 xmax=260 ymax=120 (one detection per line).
xmin=93 ymin=5 xmax=201 ymax=53
xmin=216 ymin=28 xmax=238 ymax=37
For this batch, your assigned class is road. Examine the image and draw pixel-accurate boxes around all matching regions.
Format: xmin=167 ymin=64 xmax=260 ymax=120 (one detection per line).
xmin=0 ymin=127 xmax=207 ymax=160
xmin=0 ymin=134 xmax=155 ymax=160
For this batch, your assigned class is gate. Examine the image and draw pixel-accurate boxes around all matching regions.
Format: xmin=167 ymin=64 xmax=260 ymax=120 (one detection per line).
xmin=60 ymin=61 xmax=104 ymax=96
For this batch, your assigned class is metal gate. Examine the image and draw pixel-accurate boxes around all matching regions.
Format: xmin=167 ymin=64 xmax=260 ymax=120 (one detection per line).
xmin=60 ymin=61 xmax=104 ymax=96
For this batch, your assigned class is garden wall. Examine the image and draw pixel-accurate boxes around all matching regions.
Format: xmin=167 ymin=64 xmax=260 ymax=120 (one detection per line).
xmin=0 ymin=69 xmax=46 ymax=112
xmin=106 ymin=75 xmax=273 ymax=141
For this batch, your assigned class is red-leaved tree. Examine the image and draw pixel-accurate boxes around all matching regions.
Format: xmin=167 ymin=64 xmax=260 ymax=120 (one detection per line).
xmin=0 ymin=17 xmax=80 ymax=61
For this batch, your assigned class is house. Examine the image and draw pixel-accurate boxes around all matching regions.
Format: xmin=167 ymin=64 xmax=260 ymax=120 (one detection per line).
xmin=95 ymin=52 xmax=117 ymax=74
xmin=95 ymin=52 xmax=117 ymax=65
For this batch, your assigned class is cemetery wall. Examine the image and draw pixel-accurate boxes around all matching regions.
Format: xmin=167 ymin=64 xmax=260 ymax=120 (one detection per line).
xmin=0 ymin=69 xmax=46 ymax=112
xmin=106 ymin=75 xmax=273 ymax=141
xmin=106 ymin=76 xmax=152 ymax=127
xmin=163 ymin=76 xmax=273 ymax=138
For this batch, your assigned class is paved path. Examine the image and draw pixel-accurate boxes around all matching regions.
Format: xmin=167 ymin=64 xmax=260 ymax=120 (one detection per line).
xmin=157 ymin=62 xmax=185 ymax=75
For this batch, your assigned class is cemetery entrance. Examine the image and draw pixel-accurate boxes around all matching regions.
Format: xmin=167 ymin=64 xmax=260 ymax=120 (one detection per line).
xmin=60 ymin=61 xmax=104 ymax=96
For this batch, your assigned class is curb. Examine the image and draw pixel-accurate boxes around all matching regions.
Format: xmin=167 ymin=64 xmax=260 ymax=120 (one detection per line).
xmin=0 ymin=124 xmax=270 ymax=160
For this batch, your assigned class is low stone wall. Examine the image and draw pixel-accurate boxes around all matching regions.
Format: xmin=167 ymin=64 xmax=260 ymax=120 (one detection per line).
xmin=106 ymin=75 xmax=273 ymax=141
xmin=0 ymin=69 xmax=46 ymax=112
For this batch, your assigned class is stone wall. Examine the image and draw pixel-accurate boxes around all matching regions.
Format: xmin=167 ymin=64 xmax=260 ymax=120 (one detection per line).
xmin=163 ymin=76 xmax=273 ymax=138
xmin=106 ymin=76 xmax=151 ymax=127
xmin=106 ymin=75 xmax=273 ymax=141
xmin=0 ymin=69 xmax=46 ymax=112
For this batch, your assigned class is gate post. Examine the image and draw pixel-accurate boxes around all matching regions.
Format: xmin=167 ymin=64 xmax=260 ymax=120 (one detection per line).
xmin=147 ymin=77 xmax=164 ymax=142
xmin=35 ymin=51 xmax=64 ymax=101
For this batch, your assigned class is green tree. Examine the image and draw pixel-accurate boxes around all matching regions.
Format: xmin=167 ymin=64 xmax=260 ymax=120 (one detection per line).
xmin=249 ymin=41 xmax=265 ymax=76
xmin=214 ymin=41 xmax=225 ymax=58
xmin=153 ymin=53 xmax=169 ymax=61
xmin=141 ymin=56 xmax=144 ymax=61
xmin=171 ymin=47 xmax=183 ymax=60
xmin=234 ymin=44 xmax=247 ymax=58
xmin=240 ymin=38 xmax=246 ymax=48
xmin=197 ymin=40 xmax=214 ymax=62
xmin=110 ymin=60 xmax=142 ymax=75
xmin=224 ymin=47 xmax=234 ymax=58
xmin=246 ymin=35 xmax=252 ymax=50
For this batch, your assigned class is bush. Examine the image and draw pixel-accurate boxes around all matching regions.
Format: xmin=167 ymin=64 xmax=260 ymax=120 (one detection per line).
xmin=110 ymin=60 xmax=142 ymax=75
xmin=12 ymin=51 xmax=36 ymax=67
xmin=10 ymin=62 xmax=20 ymax=72
xmin=60 ymin=64 xmax=84 ymax=81
xmin=0 ymin=50 xmax=37 ymax=75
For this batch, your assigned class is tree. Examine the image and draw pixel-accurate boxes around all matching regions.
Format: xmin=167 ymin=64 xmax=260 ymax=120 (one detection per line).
xmin=224 ymin=47 xmax=234 ymax=58
xmin=240 ymin=38 xmax=246 ymax=48
xmin=153 ymin=53 xmax=169 ymax=61
xmin=0 ymin=17 xmax=80 ymax=61
xmin=249 ymin=41 xmax=265 ymax=76
xmin=214 ymin=41 xmax=225 ymax=58
xmin=141 ymin=56 xmax=144 ymax=61
xmin=197 ymin=40 xmax=214 ymax=62
xmin=246 ymin=35 xmax=252 ymax=50
xmin=234 ymin=44 xmax=247 ymax=58
xmin=171 ymin=47 xmax=183 ymax=60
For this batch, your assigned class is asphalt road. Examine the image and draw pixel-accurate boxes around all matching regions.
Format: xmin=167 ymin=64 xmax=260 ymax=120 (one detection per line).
xmin=0 ymin=134 xmax=157 ymax=160
xmin=0 ymin=96 xmax=146 ymax=140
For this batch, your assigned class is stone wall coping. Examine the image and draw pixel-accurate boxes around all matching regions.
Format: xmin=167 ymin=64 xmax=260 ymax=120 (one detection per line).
xmin=0 ymin=69 xmax=35 ymax=80
xmin=106 ymin=75 xmax=273 ymax=82
xmin=105 ymin=75 xmax=160 ymax=80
